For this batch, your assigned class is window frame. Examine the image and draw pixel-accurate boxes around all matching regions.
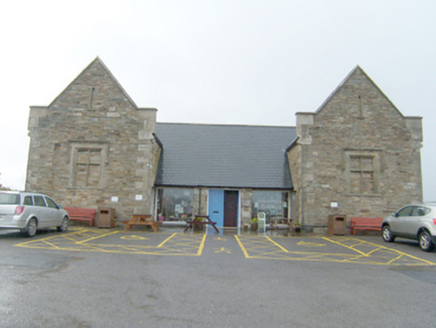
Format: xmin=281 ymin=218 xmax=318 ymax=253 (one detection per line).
xmin=69 ymin=142 xmax=108 ymax=188
xmin=344 ymin=149 xmax=381 ymax=196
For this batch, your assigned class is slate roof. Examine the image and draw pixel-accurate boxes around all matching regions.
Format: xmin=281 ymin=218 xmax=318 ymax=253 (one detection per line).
xmin=154 ymin=123 xmax=296 ymax=189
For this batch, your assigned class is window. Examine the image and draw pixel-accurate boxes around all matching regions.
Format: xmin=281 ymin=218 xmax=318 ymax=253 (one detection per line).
xmin=0 ymin=194 xmax=20 ymax=205
xmin=75 ymin=149 xmax=102 ymax=187
xmin=45 ymin=197 xmax=58 ymax=209
xmin=412 ymin=206 xmax=430 ymax=217
xmin=252 ymin=191 xmax=289 ymax=223
xmin=69 ymin=143 xmax=108 ymax=188
xmin=350 ymin=156 xmax=374 ymax=194
xmin=156 ymin=188 xmax=194 ymax=222
xmin=397 ymin=206 xmax=413 ymax=217
xmin=34 ymin=196 xmax=46 ymax=207
xmin=23 ymin=196 xmax=33 ymax=205
xmin=345 ymin=150 xmax=380 ymax=195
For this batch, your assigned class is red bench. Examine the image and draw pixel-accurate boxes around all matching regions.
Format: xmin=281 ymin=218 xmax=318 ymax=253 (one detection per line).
xmin=350 ymin=217 xmax=383 ymax=235
xmin=63 ymin=207 xmax=96 ymax=227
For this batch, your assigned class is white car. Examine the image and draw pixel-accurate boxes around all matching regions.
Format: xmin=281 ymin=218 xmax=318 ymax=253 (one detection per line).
xmin=382 ymin=203 xmax=436 ymax=252
xmin=0 ymin=191 xmax=69 ymax=237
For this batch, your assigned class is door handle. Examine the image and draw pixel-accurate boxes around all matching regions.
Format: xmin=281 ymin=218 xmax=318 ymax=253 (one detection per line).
xmin=213 ymin=211 xmax=219 ymax=213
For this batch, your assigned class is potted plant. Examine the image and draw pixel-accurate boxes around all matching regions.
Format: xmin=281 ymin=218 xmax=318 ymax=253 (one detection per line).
xmin=251 ymin=218 xmax=259 ymax=231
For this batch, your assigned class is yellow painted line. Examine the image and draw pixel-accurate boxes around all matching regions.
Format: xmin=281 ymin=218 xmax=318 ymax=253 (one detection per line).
xmin=265 ymin=236 xmax=289 ymax=253
xmin=197 ymin=234 xmax=207 ymax=256
xmin=387 ymin=254 xmax=404 ymax=265
xmin=323 ymin=237 xmax=369 ymax=256
xmin=43 ymin=240 xmax=60 ymax=249
xmin=78 ymin=231 xmax=120 ymax=244
xmin=352 ymin=238 xmax=436 ymax=265
xmin=157 ymin=233 xmax=177 ymax=248
xmin=14 ymin=230 xmax=89 ymax=247
xmin=235 ymin=235 xmax=250 ymax=258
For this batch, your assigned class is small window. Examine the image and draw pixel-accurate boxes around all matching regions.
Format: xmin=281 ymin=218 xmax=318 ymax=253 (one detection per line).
xmin=397 ymin=206 xmax=413 ymax=217
xmin=45 ymin=197 xmax=58 ymax=209
xmin=412 ymin=206 xmax=430 ymax=217
xmin=34 ymin=195 xmax=46 ymax=207
xmin=23 ymin=196 xmax=33 ymax=205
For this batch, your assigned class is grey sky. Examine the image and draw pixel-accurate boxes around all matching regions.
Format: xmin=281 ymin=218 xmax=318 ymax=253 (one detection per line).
xmin=0 ymin=0 xmax=435 ymax=201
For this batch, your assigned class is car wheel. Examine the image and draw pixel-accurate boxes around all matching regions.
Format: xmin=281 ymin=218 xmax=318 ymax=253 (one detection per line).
xmin=57 ymin=216 xmax=69 ymax=232
xmin=24 ymin=218 xmax=37 ymax=238
xmin=419 ymin=231 xmax=435 ymax=252
xmin=382 ymin=225 xmax=395 ymax=242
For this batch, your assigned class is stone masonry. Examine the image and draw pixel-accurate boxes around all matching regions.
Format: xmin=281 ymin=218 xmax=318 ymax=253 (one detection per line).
xmin=287 ymin=66 xmax=423 ymax=231
xmin=26 ymin=57 xmax=160 ymax=221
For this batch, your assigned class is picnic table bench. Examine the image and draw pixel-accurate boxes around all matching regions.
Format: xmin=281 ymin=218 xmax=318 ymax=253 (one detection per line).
xmin=270 ymin=218 xmax=293 ymax=236
xmin=184 ymin=215 xmax=219 ymax=233
xmin=350 ymin=217 xmax=383 ymax=235
xmin=123 ymin=214 xmax=162 ymax=232
xmin=63 ymin=207 xmax=96 ymax=227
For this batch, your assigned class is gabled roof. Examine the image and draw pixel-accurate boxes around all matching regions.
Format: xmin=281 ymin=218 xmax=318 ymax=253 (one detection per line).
xmin=154 ymin=123 xmax=296 ymax=189
xmin=300 ymin=66 xmax=407 ymax=118
xmin=48 ymin=57 xmax=138 ymax=109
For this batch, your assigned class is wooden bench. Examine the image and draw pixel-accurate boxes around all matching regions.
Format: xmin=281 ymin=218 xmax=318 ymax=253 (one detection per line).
xmin=123 ymin=214 xmax=162 ymax=232
xmin=350 ymin=217 xmax=383 ymax=235
xmin=63 ymin=207 xmax=96 ymax=227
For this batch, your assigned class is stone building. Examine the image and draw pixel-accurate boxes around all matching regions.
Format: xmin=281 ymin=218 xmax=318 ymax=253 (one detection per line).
xmin=26 ymin=57 xmax=423 ymax=231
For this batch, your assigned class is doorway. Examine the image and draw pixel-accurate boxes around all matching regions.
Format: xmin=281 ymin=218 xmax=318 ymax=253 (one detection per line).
xmin=208 ymin=189 xmax=239 ymax=227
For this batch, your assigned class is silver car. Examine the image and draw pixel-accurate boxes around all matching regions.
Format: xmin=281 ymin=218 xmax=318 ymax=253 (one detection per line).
xmin=382 ymin=203 xmax=436 ymax=252
xmin=0 ymin=191 xmax=69 ymax=237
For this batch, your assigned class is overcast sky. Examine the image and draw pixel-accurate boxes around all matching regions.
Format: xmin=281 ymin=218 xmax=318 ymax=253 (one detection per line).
xmin=0 ymin=0 xmax=435 ymax=201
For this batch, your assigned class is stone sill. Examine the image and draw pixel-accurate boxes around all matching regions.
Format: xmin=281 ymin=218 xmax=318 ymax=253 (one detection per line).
xmin=346 ymin=193 xmax=381 ymax=197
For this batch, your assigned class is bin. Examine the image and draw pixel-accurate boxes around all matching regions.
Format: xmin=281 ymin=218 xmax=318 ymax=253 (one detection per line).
xmin=328 ymin=215 xmax=346 ymax=235
xmin=97 ymin=207 xmax=116 ymax=228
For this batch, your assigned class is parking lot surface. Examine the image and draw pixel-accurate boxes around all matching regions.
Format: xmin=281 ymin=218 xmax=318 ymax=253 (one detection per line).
xmin=13 ymin=227 xmax=436 ymax=266
xmin=1 ymin=227 xmax=436 ymax=327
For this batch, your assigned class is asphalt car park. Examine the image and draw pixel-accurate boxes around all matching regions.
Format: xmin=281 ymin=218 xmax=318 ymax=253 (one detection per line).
xmin=2 ymin=226 xmax=436 ymax=327
xmin=11 ymin=226 xmax=436 ymax=266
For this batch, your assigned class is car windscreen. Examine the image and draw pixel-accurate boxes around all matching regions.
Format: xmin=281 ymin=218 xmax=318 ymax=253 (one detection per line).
xmin=0 ymin=193 xmax=20 ymax=205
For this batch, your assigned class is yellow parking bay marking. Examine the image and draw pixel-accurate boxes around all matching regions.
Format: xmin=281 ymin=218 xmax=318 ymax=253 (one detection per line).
xmin=14 ymin=229 xmax=206 ymax=257
xmin=236 ymin=235 xmax=436 ymax=266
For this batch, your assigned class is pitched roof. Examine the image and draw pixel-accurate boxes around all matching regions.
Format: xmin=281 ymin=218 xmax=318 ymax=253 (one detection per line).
xmin=154 ymin=123 xmax=296 ymax=189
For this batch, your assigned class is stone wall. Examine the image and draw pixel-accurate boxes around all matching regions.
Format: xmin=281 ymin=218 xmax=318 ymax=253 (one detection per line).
xmin=288 ymin=67 xmax=423 ymax=231
xmin=26 ymin=58 xmax=158 ymax=221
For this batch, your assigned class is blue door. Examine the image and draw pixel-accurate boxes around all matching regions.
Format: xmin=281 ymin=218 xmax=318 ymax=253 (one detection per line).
xmin=209 ymin=190 xmax=224 ymax=227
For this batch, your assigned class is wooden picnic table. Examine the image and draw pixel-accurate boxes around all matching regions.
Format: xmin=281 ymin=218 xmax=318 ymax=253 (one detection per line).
xmin=123 ymin=214 xmax=162 ymax=232
xmin=184 ymin=215 xmax=219 ymax=233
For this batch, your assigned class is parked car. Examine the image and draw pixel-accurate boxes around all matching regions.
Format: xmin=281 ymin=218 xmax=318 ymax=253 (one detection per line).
xmin=0 ymin=191 xmax=69 ymax=237
xmin=382 ymin=203 xmax=436 ymax=252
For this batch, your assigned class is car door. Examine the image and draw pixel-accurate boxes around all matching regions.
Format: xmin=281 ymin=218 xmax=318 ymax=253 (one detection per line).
xmin=405 ymin=206 xmax=428 ymax=236
xmin=44 ymin=196 xmax=62 ymax=227
xmin=391 ymin=206 xmax=414 ymax=236
xmin=33 ymin=195 xmax=51 ymax=228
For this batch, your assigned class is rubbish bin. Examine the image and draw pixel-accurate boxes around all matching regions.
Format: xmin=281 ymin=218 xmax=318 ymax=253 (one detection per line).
xmin=328 ymin=215 xmax=346 ymax=235
xmin=97 ymin=207 xmax=116 ymax=228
